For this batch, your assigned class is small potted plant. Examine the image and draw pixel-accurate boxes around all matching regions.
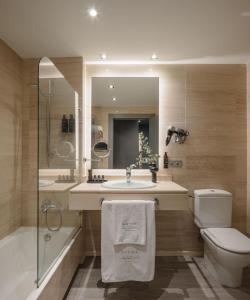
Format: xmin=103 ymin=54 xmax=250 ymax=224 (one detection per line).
xmin=130 ymin=132 xmax=160 ymax=183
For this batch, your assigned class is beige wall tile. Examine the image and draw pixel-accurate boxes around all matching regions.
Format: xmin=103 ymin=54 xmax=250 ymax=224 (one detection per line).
xmin=85 ymin=63 xmax=247 ymax=254
xmin=2 ymin=42 xmax=246 ymax=257
xmin=247 ymin=64 xmax=250 ymax=234
xmin=0 ymin=39 xmax=23 ymax=239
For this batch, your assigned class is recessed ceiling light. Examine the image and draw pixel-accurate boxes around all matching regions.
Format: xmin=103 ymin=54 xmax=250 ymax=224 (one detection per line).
xmin=100 ymin=53 xmax=107 ymax=60
xmin=151 ymin=54 xmax=158 ymax=60
xmin=88 ymin=8 xmax=98 ymax=17
xmin=112 ymin=97 xmax=117 ymax=101
xmin=109 ymin=84 xmax=114 ymax=89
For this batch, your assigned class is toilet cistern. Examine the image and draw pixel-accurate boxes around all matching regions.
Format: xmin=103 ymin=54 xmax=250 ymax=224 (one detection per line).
xmin=126 ymin=167 xmax=131 ymax=184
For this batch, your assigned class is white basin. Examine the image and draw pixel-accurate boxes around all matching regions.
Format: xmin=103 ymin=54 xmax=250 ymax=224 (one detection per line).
xmin=102 ymin=180 xmax=156 ymax=189
xmin=39 ymin=179 xmax=54 ymax=188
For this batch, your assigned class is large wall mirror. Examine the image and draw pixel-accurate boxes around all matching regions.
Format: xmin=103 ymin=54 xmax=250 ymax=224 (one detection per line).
xmin=91 ymin=77 xmax=159 ymax=169
xmin=39 ymin=57 xmax=79 ymax=170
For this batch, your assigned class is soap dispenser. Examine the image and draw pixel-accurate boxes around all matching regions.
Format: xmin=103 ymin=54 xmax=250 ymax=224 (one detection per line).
xmin=150 ymin=163 xmax=158 ymax=183
xmin=164 ymin=152 xmax=169 ymax=168
xmin=69 ymin=114 xmax=75 ymax=133
xmin=62 ymin=114 xmax=69 ymax=133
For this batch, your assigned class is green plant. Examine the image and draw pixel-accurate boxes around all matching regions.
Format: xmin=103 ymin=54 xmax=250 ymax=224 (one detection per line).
xmin=130 ymin=132 xmax=160 ymax=169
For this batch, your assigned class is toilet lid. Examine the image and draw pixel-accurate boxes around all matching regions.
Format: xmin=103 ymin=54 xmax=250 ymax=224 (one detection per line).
xmin=194 ymin=189 xmax=232 ymax=197
xmin=201 ymin=228 xmax=250 ymax=254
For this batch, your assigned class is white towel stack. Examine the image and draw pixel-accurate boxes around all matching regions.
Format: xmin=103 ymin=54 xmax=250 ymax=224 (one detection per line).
xmin=101 ymin=200 xmax=155 ymax=283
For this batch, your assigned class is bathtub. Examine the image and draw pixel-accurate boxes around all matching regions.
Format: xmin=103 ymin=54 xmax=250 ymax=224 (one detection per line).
xmin=0 ymin=226 xmax=77 ymax=300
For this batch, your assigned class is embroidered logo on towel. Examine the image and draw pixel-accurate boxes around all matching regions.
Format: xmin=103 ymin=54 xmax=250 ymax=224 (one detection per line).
xmin=121 ymin=222 xmax=137 ymax=231
xmin=120 ymin=249 xmax=140 ymax=262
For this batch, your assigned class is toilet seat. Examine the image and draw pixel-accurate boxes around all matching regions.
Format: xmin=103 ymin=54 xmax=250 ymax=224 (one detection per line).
xmin=201 ymin=228 xmax=250 ymax=254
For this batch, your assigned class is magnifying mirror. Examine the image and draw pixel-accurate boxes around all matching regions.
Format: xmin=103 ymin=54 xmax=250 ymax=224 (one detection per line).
xmin=93 ymin=141 xmax=110 ymax=159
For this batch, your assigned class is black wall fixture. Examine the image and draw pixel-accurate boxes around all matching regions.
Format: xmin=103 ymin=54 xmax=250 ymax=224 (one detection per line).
xmin=166 ymin=126 xmax=189 ymax=146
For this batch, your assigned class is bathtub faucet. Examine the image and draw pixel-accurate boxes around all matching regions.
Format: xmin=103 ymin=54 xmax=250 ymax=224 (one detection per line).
xmin=41 ymin=200 xmax=62 ymax=231
xmin=41 ymin=201 xmax=57 ymax=213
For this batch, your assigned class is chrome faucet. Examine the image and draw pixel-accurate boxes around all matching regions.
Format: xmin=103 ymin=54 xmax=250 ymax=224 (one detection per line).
xmin=126 ymin=167 xmax=131 ymax=184
xmin=70 ymin=168 xmax=75 ymax=181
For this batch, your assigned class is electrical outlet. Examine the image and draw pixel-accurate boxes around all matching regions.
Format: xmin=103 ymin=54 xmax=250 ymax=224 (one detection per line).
xmin=169 ymin=160 xmax=183 ymax=168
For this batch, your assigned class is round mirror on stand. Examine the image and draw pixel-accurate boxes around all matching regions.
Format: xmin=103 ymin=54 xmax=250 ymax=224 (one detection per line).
xmin=93 ymin=141 xmax=110 ymax=159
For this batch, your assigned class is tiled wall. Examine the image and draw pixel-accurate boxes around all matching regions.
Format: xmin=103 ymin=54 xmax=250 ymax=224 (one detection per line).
xmin=165 ymin=65 xmax=247 ymax=233
xmin=22 ymin=58 xmax=39 ymax=225
xmin=0 ymin=39 xmax=247 ymax=256
xmin=0 ymin=39 xmax=23 ymax=239
xmin=84 ymin=64 xmax=247 ymax=254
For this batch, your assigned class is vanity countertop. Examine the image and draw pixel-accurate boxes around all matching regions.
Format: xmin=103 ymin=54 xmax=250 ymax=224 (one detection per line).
xmin=39 ymin=182 xmax=78 ymax=193
xmin=70 ymin=181 xmax=188 ymax=194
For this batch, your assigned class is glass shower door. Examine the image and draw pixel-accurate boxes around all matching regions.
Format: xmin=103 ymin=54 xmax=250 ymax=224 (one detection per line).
xmin=37 ymin=57 xmax=81 ymax=285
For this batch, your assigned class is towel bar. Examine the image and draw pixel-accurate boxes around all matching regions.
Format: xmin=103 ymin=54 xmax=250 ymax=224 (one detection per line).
xmin=100 ymin=198 xmax=159 ymax=208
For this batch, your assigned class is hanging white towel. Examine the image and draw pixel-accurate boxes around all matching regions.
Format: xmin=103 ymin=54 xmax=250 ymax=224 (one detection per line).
xmin=113 ymin=200 xmax=146 ymax=246
xmin=101 ymin=200 xmax=155 ymax=283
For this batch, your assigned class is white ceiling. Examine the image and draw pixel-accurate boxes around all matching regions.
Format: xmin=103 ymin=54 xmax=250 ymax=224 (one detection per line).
xmin=92 ymin=77 xmax=158 ymax=107
xmin=1 ymin=0 xmax=250 ymax=62
xmin=39 ymin=57 xmax=64 ymax=78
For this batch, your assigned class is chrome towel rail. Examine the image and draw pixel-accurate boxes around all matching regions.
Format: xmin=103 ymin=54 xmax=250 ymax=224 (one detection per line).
xmin=100 ymin=198 xmax=159 ymax=208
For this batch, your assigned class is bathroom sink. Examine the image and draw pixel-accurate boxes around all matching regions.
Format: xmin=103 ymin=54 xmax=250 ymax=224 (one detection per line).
xmin=39 ymin=180 xmax=54 ymax=188
xmin=102 ymin=180 xmax=156 ymax=189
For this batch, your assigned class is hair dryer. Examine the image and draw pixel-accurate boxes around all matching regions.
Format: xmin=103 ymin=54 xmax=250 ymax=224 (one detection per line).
xmin=166 ymin=126 xmax=176 ymax=146
xmin=166 ymin=126 xmax=189 ymax=145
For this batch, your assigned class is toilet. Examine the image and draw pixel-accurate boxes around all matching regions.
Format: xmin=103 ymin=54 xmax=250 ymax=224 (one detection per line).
xmin=194 ymin=189 xmax=250 ymax=288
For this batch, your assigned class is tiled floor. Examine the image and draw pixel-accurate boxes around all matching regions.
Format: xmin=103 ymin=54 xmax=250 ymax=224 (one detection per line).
xmin=65 ymin=257 xmax=250 ymax=300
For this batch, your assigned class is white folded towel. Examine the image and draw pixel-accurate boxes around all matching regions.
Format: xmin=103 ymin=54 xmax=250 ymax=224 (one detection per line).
xmin=113 ymin=200 xmax=146 ymax=246
xmin=101 ymin=200 xmax=155 ymax=283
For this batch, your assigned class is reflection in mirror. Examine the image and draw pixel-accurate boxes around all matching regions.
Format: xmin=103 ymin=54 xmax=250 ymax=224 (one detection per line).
xmin=91 ymin=77 xmax=159 ymax=169
xmin=54 ymin=141 xmax=75 ymax=159
xmin=39 ymin=57 xmax=79 ymax=169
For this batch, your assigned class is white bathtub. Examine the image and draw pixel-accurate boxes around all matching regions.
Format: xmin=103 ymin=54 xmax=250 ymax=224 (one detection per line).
xmin=0 ymin=226 xmax=75 ymax=300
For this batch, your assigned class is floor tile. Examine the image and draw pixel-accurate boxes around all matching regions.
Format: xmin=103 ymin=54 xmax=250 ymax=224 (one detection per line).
xmin=65 ymin=256 xmax=250 ymax=300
